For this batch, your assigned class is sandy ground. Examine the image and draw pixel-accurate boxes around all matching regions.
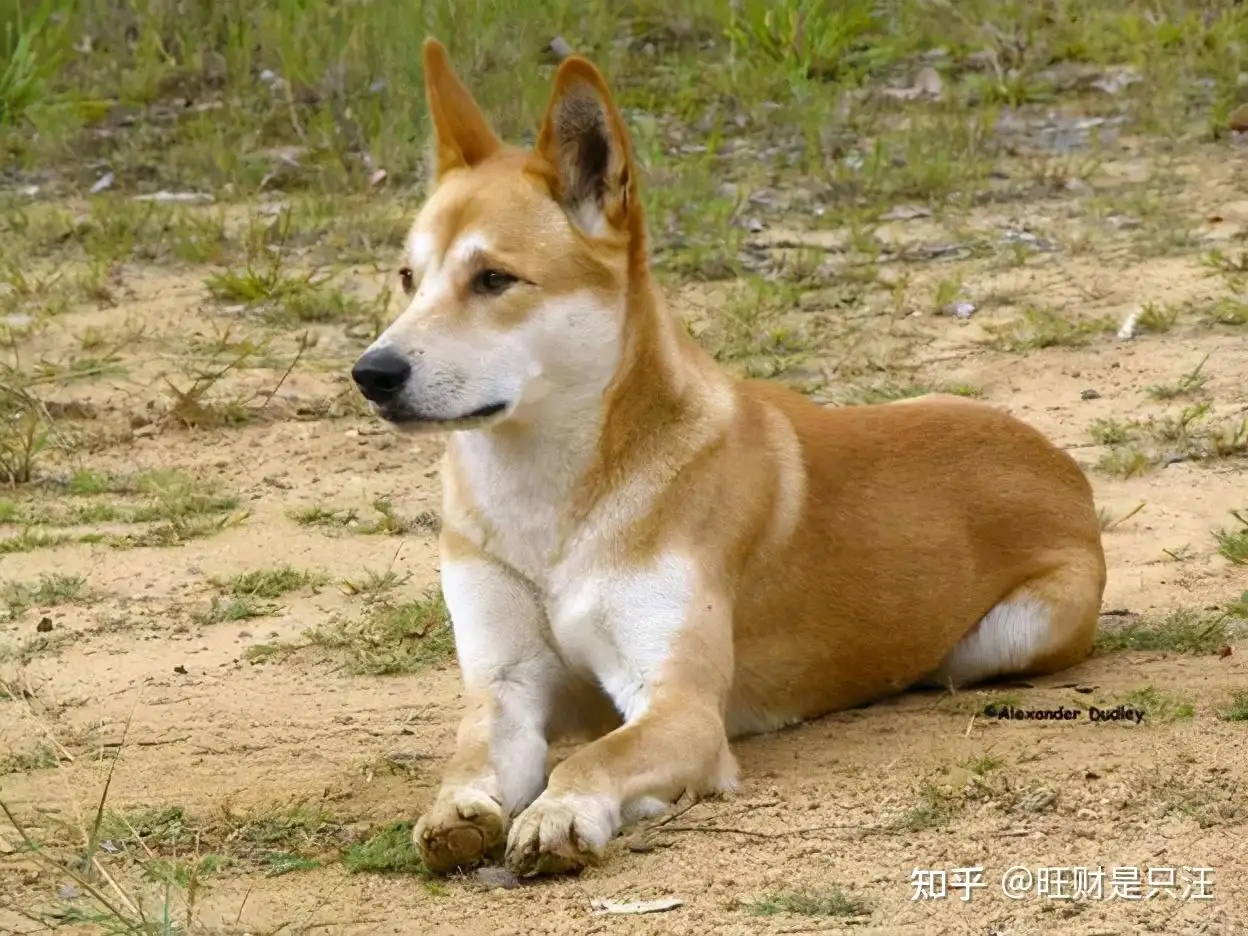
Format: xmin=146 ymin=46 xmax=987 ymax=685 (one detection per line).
xmin=2 ymin=131 xmax=1247 ymax=935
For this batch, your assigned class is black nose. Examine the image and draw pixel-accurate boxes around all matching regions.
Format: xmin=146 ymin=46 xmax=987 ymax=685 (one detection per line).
xmin=351 ymin=348 xmax=412 ymax=402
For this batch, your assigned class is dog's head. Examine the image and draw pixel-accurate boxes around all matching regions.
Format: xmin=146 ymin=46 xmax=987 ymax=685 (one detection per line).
xmin=351 ymin=39 xmax=644 ymax=433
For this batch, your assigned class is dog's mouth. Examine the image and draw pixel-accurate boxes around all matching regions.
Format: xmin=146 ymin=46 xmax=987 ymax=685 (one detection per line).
xmin=374 ymin=400 xmax=509 ymax=432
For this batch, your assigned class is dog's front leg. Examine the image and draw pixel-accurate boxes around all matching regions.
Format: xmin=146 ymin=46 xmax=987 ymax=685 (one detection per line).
xmin=413 ymin=549 xmax=562 ymax=874
xmin=504 ymin=587 xmax=738 ymax=876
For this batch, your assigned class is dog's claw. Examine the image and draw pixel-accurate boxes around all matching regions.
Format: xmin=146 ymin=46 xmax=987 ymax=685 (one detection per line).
xmin=504 ymin=794 xmax=604 ymax=877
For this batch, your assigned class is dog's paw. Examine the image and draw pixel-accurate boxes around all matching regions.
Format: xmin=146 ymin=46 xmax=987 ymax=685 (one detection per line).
xmin=413 ymin=789 xmax=506 ymax=875
xmin=504 ymin=792 xmax=618 ymax=877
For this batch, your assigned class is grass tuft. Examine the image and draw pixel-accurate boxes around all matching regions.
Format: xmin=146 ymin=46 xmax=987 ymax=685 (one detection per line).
xmin=342 ymin=822 xmax=428 ymax=876
xmin=1094 ymin=608 xmax=1234 ymax=655
xmin=743 ymin=886 xmax=867 ymax=918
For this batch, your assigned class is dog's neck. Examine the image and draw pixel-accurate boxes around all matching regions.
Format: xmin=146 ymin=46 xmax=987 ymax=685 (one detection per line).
xmin=448 ymin=266 xmax=708 ymax=515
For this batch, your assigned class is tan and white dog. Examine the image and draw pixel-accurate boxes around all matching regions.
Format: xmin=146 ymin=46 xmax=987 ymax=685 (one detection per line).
xmin=350 ymin=38 xmax=1108 ymax=878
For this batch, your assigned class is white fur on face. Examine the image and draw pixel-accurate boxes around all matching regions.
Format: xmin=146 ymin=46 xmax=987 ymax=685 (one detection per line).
xmin=366 ymin=220 xmax=623 ymax=428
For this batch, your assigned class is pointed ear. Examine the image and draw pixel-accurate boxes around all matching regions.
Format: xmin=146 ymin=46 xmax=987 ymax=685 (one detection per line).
xmin=422 ymin=37 xmax=502 ymax=179
xmin=535 ymin=56 xmax=638 ymax=237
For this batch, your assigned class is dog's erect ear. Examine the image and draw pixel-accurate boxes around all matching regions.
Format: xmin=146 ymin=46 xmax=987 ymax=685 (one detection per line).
xmin=422 ymin=37 xmax=502 ymax=179
xmin=535 ymin=55 xmax=637 ymax=237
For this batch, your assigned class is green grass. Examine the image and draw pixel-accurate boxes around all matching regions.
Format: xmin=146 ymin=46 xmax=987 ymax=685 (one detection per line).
xmin=1218 ymin=689 xmax=1248 ymax=722
xmin=743 ymin=886 xmax=867 ymax=918
xmin=193 ymin=595 xmax=279 ymax=625
xmin=2 ymin=572 xmax=87 ymax=620
xmin=304 ymin=588 xmax=454 ymax=675
xmin=1094 ymin=608 xmax=1235 ymax=655
xmin=983 ymin=307 xmax=1117 ymax=353
xmin=1213 ymin=510 xmax=1248 ymax=564
xmin=342 ymin=822 xmax=428 ymax=876
xmin=892 ymin=782 xmax=963 ymax=832
xmin=1123 ymin=686 xmax=1195 ymax=722
xmin=216 ymin=565 xmax=323 ymax=599
xmin=288 ymin=499 xmax=439 ymax=537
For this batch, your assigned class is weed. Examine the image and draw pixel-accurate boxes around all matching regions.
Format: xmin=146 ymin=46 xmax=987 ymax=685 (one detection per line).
xmin=0 ymin=0 xmax=65 ymax=127
xmin=984 ymin=307 xmax=1115 ymax=352
xmin=743 ymin=886 xmax=867 ymax=918
xmin=305 ymin=588 xmax=453 ymax=675
xmin=342 ymin=822 xmax=427 ymax=876
xmin=1123 ymin=686 xmax=1195 ymax=722
xmin=267 ymin=852 xmax=319 ymax=876
xmin=1094 ymin=608 xmax=1232 ymax=655
xmin=341 ymin=568 xmax=412 ymax=599
xmin=1212 ymin=510 xmax=1248 ymax=564
xmin=159 ymin=325 xmax=310 ymax=429
xmin=205 ymin=211 xmax=315 ymax=307
xmin=1146 ymin=355 xmax=1210 ymax=401
xmin=892 ymin=782 xmax=963 ymax=832
xmin=2 ymin=572 xmax=86 ymax=620
xmin=1218 ymin=689 xmax=1248 ymax=722
xmin=1136 ymin=302 xmax=1182 ymax=334
xmin=217 ymin=566 xmax=322 ymax=599
xmin=288 ymin=500 xmax=437 ymax=537
xmin=193 ymin=595 xmax=277 ymax=625
xmin=1095 ymin=446 xmax=1154 ymax=479
xmin=960 ymin=754 xmax=1003 ymax=776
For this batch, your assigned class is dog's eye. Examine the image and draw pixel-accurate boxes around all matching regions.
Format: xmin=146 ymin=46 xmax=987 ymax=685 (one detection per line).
xmin=473 ymin=269 xmax=518 ymax=296
xmin=398 ymin=266 xmax=414 ymax=295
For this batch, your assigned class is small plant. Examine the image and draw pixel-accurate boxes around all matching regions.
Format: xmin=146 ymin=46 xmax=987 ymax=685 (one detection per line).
xmin=218 ymin=565 xmax=321 ymax=599
xmin=204 ymin=210 xmax=316 ymax=307
xmin=1213 ymin=510 xmax=1248 ymax=565
xmin=1098 ymin=502 xmax=1145 ymax=532
xmin=305 ymin=589 xmax=454 ymax=675
xmin=743 ymin=886 xmax=867 ymax=918
xmin=1095 ymin=608 xmax=1231 ymax=655
xmin=343 ymin=822 xmax=428 ymax=876
xmin=1218 ymin=689 xmax=1248 ymax=722
xmin=984 ymin=306 xmax=1115 ymax=352
xmin=892 ymin=782 xmax=962 ymax=831
xmin=2 ymin=572 xmax=86 ymax=619
xmin=1136 ymin=302 xmax=1181 ymax=334
xmin=1123 ymin=686 xmax=1195 ymax=722
xmin=1146 ymin=355 xmax=1210 ymax=401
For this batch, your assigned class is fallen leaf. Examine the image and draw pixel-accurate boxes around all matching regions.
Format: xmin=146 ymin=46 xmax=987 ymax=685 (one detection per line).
xmin=879 ymin=204 xmax=932 ymax=221
xmin=89 ymin=171 xmax=115 ymax=194
xmin=590 ymin=897 xmax=683 ymax=916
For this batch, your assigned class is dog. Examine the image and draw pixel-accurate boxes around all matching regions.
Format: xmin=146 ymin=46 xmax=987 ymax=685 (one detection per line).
xmin=350 ymin=38 xmax=1108 ymax=878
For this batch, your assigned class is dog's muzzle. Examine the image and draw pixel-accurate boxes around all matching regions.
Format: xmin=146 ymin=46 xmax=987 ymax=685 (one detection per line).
xmin=351 ymin=347 xmax=411 ymax=404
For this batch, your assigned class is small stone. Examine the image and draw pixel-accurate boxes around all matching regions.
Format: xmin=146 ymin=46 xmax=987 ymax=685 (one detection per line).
xmin=89 ymin=172 xmax=115 ymax=194
xmin=36 ymin=617 xmax=53 ymax=633
xmin=476 ymin=866 xmax=522 ymax=889
xmin=1080 ymin=389 xmax=1101 ymax=401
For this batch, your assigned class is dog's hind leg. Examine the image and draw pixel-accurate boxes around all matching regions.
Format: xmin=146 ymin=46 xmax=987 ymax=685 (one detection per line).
xmin=923 ymin=551 xmax=1106 ymax=689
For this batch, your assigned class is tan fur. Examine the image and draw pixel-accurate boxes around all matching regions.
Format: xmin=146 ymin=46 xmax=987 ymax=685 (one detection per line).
xmin=356 ymin=40 xmax=1108 ymax=878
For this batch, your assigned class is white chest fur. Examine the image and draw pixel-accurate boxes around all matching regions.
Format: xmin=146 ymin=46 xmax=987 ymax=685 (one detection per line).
xmin=443 ymin=432 xmax=695 ymax=723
